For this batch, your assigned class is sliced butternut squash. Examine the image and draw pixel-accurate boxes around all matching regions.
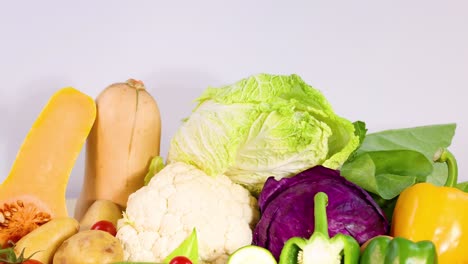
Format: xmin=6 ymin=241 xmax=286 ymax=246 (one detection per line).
xmin=74 ymin=79 xmax=161 ymax=220
xmin=0 ymin=87 xmax=96 ymax=245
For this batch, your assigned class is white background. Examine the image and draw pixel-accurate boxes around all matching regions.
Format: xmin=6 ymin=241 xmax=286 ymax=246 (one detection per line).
xmin=0 ymin=0 xmax=467 ymax=198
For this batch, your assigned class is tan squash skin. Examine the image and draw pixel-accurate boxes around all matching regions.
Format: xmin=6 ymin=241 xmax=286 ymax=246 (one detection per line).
xmin=74 ymin=79 xmax=161 ymax=220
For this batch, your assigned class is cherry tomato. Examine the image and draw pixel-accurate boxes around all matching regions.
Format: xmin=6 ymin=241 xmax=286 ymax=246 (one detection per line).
xmin=169 ymin=256 xmax=193 ymax=264
xmin=90 ymin=220 xmax=117 ymax=236
xmin=23 ymin=260 xmax=44 ymax=264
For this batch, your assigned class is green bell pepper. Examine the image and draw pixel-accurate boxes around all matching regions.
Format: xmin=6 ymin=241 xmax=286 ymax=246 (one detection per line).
xmin=360 ymin=236 xmax=438 ymax=264
xmin=278 ymin=192 xmax=360 ymax=264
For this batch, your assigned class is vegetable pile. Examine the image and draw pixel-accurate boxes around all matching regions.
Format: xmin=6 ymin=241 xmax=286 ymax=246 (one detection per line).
xmin=0 ymin=73 xmax=467 ymax=264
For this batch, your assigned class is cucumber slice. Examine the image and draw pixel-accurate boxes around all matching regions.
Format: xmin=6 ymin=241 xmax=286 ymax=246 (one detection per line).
xmin=228 ymin=245 xmax=277 ymax=264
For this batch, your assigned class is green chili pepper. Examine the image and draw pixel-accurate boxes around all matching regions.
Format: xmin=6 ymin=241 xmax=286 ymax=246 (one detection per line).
xmin=360 ymin=236 xmax=438 ymax=264
xmin=278 ymin=192 xmax=360 ymax=264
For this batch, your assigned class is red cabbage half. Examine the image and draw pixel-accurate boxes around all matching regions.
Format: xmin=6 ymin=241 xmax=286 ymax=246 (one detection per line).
xmin=252 ymin=165 xmax=389 ymax=259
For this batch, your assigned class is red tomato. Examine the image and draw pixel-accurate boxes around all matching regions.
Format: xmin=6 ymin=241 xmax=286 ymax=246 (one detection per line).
xmin=90 ymin=220 xmax=117 ymax=236
xmin=23 ymin=260 xmax=43 ymax=264
xmin=169 ymin=256 xmax=193 ymax=264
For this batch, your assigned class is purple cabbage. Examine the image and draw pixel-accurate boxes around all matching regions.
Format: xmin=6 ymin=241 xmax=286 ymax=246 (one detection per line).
xmin=252 ymin=165 xmax=389 ymax=259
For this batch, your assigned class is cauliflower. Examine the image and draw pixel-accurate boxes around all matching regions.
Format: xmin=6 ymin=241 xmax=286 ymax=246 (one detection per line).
xmin=116 ymin=162 xmax=260 ymax=264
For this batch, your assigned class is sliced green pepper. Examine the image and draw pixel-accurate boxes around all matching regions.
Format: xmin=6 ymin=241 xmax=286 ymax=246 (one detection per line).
xmin=360 ymin=236 xmax=438 ymax=264
xmin=278 ymin=192 xmax=360 ymax=264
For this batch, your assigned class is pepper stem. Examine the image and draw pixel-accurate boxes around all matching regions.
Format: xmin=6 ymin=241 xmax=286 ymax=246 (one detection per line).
xmin=434 ymin=148 xmax=458 ymax=187
xmin=313 ymin=192 xmax=329 ymax=239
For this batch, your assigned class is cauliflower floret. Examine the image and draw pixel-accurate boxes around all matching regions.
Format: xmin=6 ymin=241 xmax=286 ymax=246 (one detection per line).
xmin=116 ymin=162 xmax=260 ymax=264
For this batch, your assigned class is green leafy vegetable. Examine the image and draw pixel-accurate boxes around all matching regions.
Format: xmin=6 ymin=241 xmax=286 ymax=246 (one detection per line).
xmin=0 ymin=245 xmax=41 ymax=264
xmin=341 ymin=124 xmax=456 ymax=220
xmin=341 ymin=150 xmax=433 ymax=199
xmin=352 ymin=121 xmax=368 ymax=145
xmin=355 ymin=124 xmax=456 ymax=159
xmin=167 ymin=74 xmax=360 ymax=193
xmin=370 ymin=194 xmax=399 ymax=224
xmin=456 ymin=182 xmax=468 ymax=192
xmin=144 ymin=156 xmax=165 ymax=185
xmin=164 ymin=228 xmax=199 ymax=264
xmin=346 ymin=121 xmax=368 ymax=161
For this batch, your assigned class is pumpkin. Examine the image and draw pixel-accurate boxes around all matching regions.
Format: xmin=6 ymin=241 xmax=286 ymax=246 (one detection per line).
xmin=0 ymin=87 xmax=96 ymax=245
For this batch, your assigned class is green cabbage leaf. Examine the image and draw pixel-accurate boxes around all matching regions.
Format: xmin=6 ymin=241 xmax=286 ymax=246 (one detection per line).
xmin=167 ymin=74 xmax=360 ymax=193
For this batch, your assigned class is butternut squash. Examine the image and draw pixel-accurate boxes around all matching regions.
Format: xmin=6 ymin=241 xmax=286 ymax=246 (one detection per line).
xmin=0 ymin=87 xmax=96 ymax=245
xmin=74 ymin=79 xmax=161 ymax=220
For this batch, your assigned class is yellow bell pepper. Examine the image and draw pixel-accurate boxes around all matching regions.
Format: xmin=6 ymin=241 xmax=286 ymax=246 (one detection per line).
xmin=391 ymin=149 xmax=468 ymax=264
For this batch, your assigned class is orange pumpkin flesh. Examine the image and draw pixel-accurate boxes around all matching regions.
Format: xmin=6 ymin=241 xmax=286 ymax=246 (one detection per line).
xmin=0 ymin=87 xmax=96 ymax=245
xmin=0 ymin=197 xmax=52 ymax=244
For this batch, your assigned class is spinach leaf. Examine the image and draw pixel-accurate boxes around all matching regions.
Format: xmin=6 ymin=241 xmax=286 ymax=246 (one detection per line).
xmin=375 ymin=174 xmax=416 ymax=199
xmin=457 ymin=182 xmax=468 ymax=192
xmin=341 ymin=123 xmax=456 ymax=225
xmin=426 ymin=163 xmax=450 ymax=186
xmin=361 ymin=123 xmax=456 ymax=187
xmin=370 ymin=194 xmax=398 ymax=223
xmin=370 ymin=150 xmax=433 ymax=181
xmin=341 ymin=123 xmax=456 ymax=199
xmin=357 ymin=123 xmax=456 ymax=160
xmin=341 ymin=150 xmax=432 ymax=199
xmin=341 ymin=153 xmax=377 ymax=193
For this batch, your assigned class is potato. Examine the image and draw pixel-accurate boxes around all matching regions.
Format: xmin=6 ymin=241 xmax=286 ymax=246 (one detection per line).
xmin=53 ymin=230 xmax=124 ymax=264
xmin=15 ymin=217 xmax=80 ymax=264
